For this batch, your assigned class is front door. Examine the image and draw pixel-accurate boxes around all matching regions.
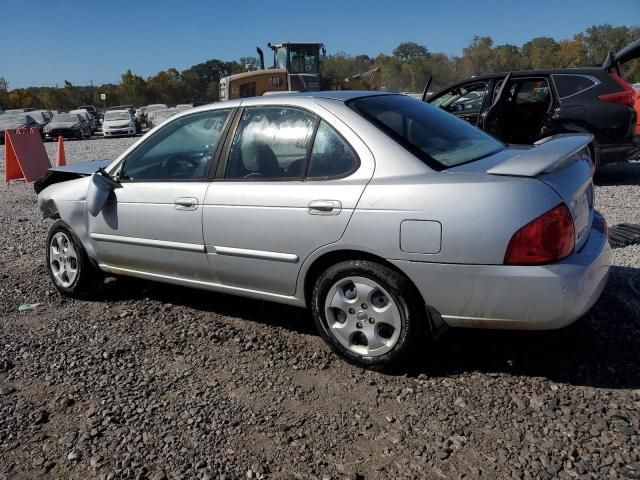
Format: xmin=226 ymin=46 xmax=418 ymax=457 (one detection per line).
xmin=88 ymin=108 xmax=233 ymax=281
xmin=428 ymin=81 xmax=490 ymax=126
xmin=203 ymin=105 xmax=374 ymax=296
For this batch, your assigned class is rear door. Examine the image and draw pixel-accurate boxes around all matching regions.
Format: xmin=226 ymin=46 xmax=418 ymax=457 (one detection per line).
xmin=203 ymin=103 xmax=374 ymax=296
xmin=484 ymin=74 xmax=560 ymax=144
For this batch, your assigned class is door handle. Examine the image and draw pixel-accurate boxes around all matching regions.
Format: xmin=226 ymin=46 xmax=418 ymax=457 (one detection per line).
xmin=308 ymin=200 xmax=342 ymax=215
xmin=174 ymin=197 xmax=198 ymax=211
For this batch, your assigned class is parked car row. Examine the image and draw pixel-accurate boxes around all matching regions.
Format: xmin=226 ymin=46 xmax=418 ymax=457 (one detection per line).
xmin=1 ymin=101 xmax=201 ymax=143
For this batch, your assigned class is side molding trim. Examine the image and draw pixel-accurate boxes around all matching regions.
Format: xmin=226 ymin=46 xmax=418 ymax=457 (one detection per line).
xmin=209 ymin=245 xmax=299 ymax=263
xmin=90 ymin=233 xmax=205 ymax=253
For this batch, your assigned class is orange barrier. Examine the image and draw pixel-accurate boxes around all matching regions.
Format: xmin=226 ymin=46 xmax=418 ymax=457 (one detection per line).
xmin=55 ymin=135 xmax=67 ymax=167
xmin=4 ymin=128 xmax=51 ymax=182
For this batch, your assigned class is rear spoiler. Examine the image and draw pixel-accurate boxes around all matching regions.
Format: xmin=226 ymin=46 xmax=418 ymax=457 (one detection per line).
xmin=487 ymin=134 xmax=593 ymax=177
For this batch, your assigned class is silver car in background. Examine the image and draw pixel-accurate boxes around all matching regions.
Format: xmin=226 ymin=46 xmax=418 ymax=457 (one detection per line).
xmin=36 ymin=92 xmax=610 ymax=368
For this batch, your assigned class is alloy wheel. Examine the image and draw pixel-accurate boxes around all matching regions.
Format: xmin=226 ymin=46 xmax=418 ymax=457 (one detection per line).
xmin=324 ymin=276 xmax=402 ymax=357
xmin=49 ymin=232 xmax=78 ymax=288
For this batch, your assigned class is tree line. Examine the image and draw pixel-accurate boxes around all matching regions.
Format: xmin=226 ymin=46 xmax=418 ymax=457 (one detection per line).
xmin=0 ymin=24 xmax=638 ymax=111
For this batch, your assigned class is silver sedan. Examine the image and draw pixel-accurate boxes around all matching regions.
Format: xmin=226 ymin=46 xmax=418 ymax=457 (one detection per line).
xmin=36 ymin=91 xmax=611 ymax=368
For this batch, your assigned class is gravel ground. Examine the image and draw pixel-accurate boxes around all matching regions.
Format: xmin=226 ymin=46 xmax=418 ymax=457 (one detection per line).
xmin=1 ymin=137 xmax=639 ymax=480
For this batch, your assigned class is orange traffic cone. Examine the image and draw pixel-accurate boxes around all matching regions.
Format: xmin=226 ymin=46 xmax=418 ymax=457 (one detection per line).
xmin=55 ymin=135 xmax=66 ymax=167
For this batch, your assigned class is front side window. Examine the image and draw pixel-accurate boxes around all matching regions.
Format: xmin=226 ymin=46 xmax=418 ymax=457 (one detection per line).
xmin=225 ymin=107 xmax=316 ymax=179
xmin=350 ymin=94 xmax=504 ymax=169
xmin=121 ymin=109 xmax=231 ymax=181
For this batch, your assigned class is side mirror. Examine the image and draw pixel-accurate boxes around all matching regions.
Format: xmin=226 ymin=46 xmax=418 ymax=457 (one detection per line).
xmin=86 ymin=170 xmax=121 ymax=216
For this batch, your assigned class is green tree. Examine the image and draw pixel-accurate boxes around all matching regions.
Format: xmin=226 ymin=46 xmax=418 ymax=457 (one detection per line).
xmin=556 ymin=36 xmax=588 ymax=68
xmin=462 ymin=36 xmax=494 ymax=76
xmin=521 ymin=37 xmax=561 ymax=69
xmin=119 ymin=69 xmax=147 ymax=105
xmin=0 ymin=77 xmax=8 ymax=109
xmin=583 ymin=24 xmax=637 ymax=65
xmin=393 ymin=42 xmax=429 ymax=63
xmin=492 ymin=44 xmax=526 ymax=72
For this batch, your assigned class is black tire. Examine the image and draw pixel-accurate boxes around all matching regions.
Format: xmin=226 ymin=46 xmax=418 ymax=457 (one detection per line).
xmin=311 ymin=260 xmax=426 ymax=369
xmin=46 ymin=220 xmax=101 ymax=296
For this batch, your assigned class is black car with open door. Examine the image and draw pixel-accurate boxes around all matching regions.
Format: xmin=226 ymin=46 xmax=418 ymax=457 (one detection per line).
xmin=426 ymin=39 xmax=640 ymax=168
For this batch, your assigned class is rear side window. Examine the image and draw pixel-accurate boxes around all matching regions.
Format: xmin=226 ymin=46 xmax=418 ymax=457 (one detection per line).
xmin=225 ymin=107 xmax=317 ymax=179
xmin=349 ymin=95 xmax=504 ymax=169
xmin=307 ymin=121 xmax=358 ymax=178
xmin=552 ymin=75 xmax=596 ymax=98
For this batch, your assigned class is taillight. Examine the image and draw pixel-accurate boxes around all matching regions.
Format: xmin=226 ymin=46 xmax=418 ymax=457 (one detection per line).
xmin=599 ymin=74 xmax=635 ymax=106
xmin=504 ymin=204 xmax=575 ymax=265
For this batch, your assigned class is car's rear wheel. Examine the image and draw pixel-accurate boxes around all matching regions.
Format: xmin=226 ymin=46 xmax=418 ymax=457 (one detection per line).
xmin=46 ymin=220 xmax=100 ymax=296
xmin=311 ymin=260 xmax=424 ymax=369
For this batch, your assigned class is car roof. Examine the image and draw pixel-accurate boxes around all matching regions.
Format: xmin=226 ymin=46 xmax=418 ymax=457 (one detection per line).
xmin=445 ymin=67 xmax=605 ymax=84
xmin=289 ymin=90 xmax=390 ymax=101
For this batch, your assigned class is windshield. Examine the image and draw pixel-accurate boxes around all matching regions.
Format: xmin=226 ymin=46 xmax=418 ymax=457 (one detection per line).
xmin=30 ymin=112 xmax=45 ymax=122
xmin=349 ymin=95 xmax=504 ymax=169
xmin=105 ymin=111 xmax=131 ymax=121
xmin=53 ymin=114 xmax=79 ymax=123
xmin=288 ymin=46 xmax=320 ymax=74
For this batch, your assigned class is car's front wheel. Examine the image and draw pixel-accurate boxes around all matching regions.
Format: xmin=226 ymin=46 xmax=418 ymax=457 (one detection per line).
xmin=311 ymin=260 xmax=425 ymax=369
xmin=46 ymin=220 xmax=100 ymax=296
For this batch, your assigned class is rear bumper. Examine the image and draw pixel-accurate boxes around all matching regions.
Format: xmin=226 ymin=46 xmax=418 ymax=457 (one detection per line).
xmin=597 ymin=135 xmax=640 ymax=164
xmin=390 ymin=212 xmax=611 ymax=330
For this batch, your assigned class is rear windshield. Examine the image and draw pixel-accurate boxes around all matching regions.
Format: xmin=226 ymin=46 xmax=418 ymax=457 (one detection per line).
xmin=105 ymin=111 xmax=131 ymax=121
xmin=348 ymin=94 xmax=504 ymax=169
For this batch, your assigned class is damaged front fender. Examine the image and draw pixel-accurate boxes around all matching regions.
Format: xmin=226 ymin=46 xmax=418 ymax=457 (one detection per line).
xmin=37 ymin=176 xmax=92 ymax=219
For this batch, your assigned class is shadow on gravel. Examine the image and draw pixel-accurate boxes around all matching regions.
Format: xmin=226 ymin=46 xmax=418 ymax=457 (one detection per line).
xmin=97 ymin=265 xmax=639 ymax=389
xmin=98 ymin=276 xmax=316 ymax=336
xmin=411 ymin=265 xmax=640 ymax=390
xmin=595 ymin=162 xmax=640 ymax=186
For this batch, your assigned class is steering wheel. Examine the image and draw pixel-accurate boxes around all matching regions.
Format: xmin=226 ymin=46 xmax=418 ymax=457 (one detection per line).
xmin=161 ymin=154 xmax=200 ymax=179
xmin=244 ymin=172 xmax=263 ymax=179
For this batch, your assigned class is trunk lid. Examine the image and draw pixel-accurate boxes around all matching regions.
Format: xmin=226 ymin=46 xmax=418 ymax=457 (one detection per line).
xmin=450 ymin=134 xmax=595 ymax=250
xmin=603 ymin=38 xmax=640 ymax=72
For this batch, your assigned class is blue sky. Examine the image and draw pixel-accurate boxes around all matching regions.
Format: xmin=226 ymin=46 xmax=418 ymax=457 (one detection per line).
xmin=1 ymin=0 xmax=638 ymax=88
